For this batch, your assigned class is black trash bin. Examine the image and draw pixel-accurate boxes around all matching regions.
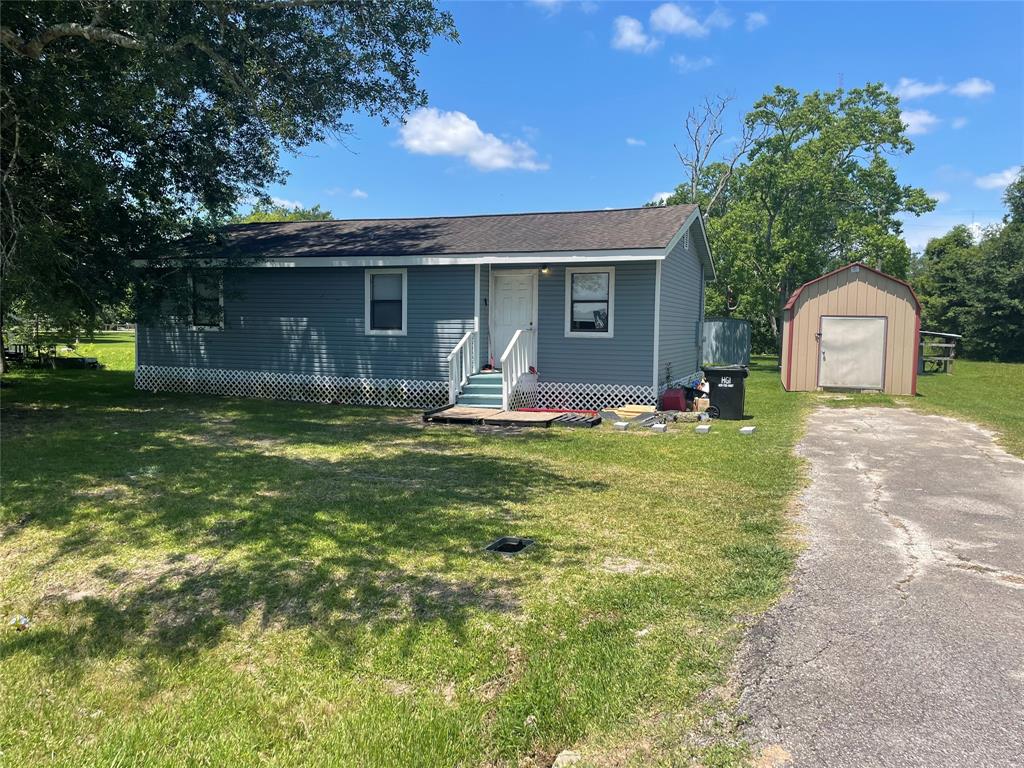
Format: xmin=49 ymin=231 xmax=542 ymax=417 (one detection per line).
xmin=702 ymin=365 xmax=749 ymax=420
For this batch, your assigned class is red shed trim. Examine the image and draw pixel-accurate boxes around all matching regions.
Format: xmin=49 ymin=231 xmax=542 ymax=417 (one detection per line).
xmin=782 ymin=262 xmax=922 ymax=394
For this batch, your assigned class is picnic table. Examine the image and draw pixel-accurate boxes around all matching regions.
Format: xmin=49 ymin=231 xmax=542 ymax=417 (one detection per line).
xmin=919 ymin=330 xmax=961 ymax=374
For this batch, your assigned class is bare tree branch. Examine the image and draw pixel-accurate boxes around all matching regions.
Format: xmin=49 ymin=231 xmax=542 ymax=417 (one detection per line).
xmin=676 ymin=94 xmax=761 ymax=221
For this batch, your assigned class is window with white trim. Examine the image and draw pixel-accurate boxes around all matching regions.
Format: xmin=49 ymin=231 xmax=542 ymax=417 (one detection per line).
xmin=365 ymin=268 xmax=407 ymax=335
xmin=565 ymin=266 xmax=615 ymax=338
xmin=189 ymin=271 xmax=223 ymax=329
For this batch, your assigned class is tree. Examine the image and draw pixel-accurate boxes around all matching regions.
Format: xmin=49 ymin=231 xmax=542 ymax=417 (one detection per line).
xmin=0 ymin=1 xmax=456 ymax=369
xmin=656 ymin=84 xmax=934 ymax=351
xmin=673 ymin=95 xmax=758 ymax=221
xmin=915 ymin=224 xmax=976 ymax=337
xmin=915 ymin=170 xmax=1024 ymax=361
xmin=228 ymin=204 xmax=334 ymax=225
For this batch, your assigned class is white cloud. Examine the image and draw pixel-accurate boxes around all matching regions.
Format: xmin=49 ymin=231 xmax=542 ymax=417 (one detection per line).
xmin=650 ymin=3 xmax=708 ymax=37
xmin=649 ymin=191 xmax=674 ymax=205
xmin=399 ymin=108 xmax=548 ymax=172
xmin=625 ymin=137 xmax=646 ymax=146
xmin=952 ymin=116 xmax=968 ymax=130
xmin=350 ymin=188 xmax=368 ymax=199
xmin=975 ymin=165 xmax=1021 ymax=190
xmin=530 ymin=0 xmax=598 ymax=13
xmin=927 ymin=190 xmax=951 ymax=204
xmin=323 ymin=187 xmax=343 ymax=196
xmin=901 ymin=109 xmax=940 ymax=135
xmin=745 ymin=11 xmax=768 ymax=31
xmin=951 ymin=77 xmax=995 ymax=98
xmin=890 ymin=77 xmax=947 ymax=100
xmin=616 ymin=5 xmax=736 ymax=54
xmin=898 ymin=212 xmax=999 ymax=252
xmin=612 ymin=15 xmax=659 ymax=53
xmin=529 ymin=0 xmax=563 ymax=14
xmin=704 ymin=7 xmax=734 ymax=29
xmin=670 ymin=54 xmax=714 ymax=73
xmin=271 ymin=196 xmax=304 ymax=209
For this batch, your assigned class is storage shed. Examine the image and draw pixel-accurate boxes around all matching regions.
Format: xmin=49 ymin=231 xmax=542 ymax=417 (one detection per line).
xmin=781 ymin=263 xmax=920 ymax=395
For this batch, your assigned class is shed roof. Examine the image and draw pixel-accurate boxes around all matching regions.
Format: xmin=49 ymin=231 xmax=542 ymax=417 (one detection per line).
xmin=195 ymin=204 xmax=699 ymax=259
xmin=783 ymin=262 xmax=921 ymax=312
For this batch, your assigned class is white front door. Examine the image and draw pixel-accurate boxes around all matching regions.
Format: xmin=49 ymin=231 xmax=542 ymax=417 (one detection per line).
xmin=818 ymin=316 xmax=886 ymax=389
xmin=491 ymin=271 xmax=536 ymax=368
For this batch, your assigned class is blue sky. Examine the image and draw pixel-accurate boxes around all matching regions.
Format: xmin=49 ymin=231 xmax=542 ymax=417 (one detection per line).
xmin=270 ymin=1 xmax=1023 ymax=253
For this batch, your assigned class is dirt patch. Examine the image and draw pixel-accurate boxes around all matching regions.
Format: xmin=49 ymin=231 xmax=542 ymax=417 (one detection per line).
xmin=600 ymin=557 xmax=656 ymax=575
xmin=382 ymin=678 xmax=414 ymax=697
xmin=73 ymin=484 xmax=130 ymax=500
xmin=475 ymin=644 xmax=524 ymax=702
xmin=376 ymin=572 xmax=521 ymax=621
xmin=753 ymin=744 xmax=793 ymax=767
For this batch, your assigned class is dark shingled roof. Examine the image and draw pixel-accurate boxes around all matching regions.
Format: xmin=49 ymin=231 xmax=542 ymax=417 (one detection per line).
xmin=207 ymin=205 xmax=698 ymax=259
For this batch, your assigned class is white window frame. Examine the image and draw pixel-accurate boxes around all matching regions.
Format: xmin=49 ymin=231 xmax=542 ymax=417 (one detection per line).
xmin=564 ymin=265 xmax=615 ymax=339
xmin=364 ymin=268 xmax=408 ymax=336
xmin=188 ymin=271 xmax=224 ymax=331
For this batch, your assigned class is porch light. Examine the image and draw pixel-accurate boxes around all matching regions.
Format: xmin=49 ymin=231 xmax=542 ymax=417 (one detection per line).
xmin=540 ymin=264 xmax=550 ymax=274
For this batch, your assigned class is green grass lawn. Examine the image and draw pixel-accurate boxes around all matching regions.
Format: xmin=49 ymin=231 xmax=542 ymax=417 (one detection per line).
xmin=2 ymin=335 xmax=1019 ymax=766
xmin=1 ymin=334 xmax=805 ymax=767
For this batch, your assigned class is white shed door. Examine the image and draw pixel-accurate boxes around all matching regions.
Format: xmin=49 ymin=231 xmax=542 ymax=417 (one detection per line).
xmin=818 ymin=316 xmax=886 ymax=389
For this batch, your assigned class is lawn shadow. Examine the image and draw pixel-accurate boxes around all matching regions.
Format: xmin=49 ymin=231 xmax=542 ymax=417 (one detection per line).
xmin=2 ymin=378 xmax=603 ymax=684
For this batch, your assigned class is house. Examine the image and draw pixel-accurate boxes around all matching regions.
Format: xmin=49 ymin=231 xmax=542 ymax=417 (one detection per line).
xmin=136 ymin=205 xmax=714 ymax=411
xmin=781 ymin=262 xmax=920 ymax=396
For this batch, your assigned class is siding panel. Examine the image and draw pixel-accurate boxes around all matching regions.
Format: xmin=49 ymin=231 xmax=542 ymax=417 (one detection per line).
xmin=138 ymin=265 xmax=476 ymax=380
xmin=532 ymin=262 xmax=656 ymax=385
xmin=657 ymin=225 xmax=704 ymax=386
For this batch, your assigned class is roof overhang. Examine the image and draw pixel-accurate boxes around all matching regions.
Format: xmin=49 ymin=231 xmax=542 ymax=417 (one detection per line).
xmin=131 ymin=247 xmax=668 ymax=269
xmin=130 ymin=206 xmax=713 ymax=271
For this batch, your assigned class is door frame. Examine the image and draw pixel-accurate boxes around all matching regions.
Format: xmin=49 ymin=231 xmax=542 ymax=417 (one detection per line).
xmin=816 ymin=314 xmax=888 ymax=390
xmin=489 ymin=268 xmax=539 ymax=368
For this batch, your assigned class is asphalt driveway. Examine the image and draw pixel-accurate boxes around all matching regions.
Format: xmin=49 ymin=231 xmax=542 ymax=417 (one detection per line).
xmin=739 ymin=407 xmax=1024 ymax=768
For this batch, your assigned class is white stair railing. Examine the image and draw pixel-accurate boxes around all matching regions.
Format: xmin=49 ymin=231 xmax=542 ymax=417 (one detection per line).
xmin=446 ymin=330 xmax=479 ymax=405
xmin=500 ymin=329 xmax=532 ymax=411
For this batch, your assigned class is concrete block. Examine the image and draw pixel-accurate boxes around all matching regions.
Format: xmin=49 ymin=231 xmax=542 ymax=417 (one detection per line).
xmin=696 ymin=424 xmax=711 ymax=434
xmin=651 ymin=423 xmax=668 ymax=433
xmin=613 ymin=421 xmax=629 ymax=431
xmin=739 ymin=426 xmax=757 ymax=435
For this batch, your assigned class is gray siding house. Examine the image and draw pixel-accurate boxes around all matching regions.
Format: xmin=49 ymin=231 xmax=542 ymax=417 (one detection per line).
xmin=136 ymin=205 xmax=713 ymax=411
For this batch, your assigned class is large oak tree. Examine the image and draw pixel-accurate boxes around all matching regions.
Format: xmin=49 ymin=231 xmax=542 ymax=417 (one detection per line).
xmin=657 ymin=85 xmax=934 ymax=351
xmin=0 ymin=0 xmax=456 ymax=363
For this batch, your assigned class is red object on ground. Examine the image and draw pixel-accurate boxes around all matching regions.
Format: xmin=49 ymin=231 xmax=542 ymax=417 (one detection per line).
xmin=660 ymin=388 xmax=687 ymax=411
xmin=518 ymin=408 xmax=598 ymax=415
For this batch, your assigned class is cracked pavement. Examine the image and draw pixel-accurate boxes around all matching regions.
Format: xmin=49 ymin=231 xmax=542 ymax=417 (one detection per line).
xmin=739 ymin=407 xmax=1024 ymax=767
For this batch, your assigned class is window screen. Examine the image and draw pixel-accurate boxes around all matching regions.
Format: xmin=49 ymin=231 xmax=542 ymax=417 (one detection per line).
xmin=569 ymin=271 xmax=610 ymax=332
xmin=370 ymin=273 xmax=403 ymax=331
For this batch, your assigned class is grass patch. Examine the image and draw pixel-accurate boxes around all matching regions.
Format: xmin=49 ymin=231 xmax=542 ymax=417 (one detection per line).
xmin=0 ymin=337 xmax=810 ymax=766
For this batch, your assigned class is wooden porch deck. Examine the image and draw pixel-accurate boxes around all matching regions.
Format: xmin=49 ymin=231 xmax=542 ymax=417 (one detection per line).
xmin=423 ymin=405 xmax=561 ymax=427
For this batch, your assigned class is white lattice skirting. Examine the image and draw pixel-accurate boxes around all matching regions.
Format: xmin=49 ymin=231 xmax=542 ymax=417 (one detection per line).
xmin=508 ymin=373 xmax=539 ymax=410
xmin=537 ymin=381 xmax=656 ymax=410
xmin=135 ymin=365 xmax=448 ymax=409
